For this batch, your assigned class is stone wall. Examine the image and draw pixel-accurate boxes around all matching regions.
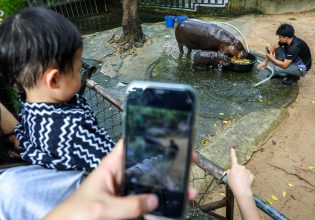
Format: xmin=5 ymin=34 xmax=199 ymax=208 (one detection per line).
xmin=202 ymin=0 xmax=315 ymax=15
xmin=256 ymin=0 xmax=315 ymax=14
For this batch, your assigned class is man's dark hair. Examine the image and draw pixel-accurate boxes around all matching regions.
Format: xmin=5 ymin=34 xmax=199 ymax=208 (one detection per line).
xmin=0 ymin=7 xmax=82 ymax=89
xmin=276 ymin=23 xmax=295 ymax=38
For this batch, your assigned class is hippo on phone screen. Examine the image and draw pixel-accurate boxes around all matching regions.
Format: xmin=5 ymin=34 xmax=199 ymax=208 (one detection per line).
xmin=193 ymin=51 xmax=230 ymax=67
xmin=175 ymin=19 xmax=247 ymax=59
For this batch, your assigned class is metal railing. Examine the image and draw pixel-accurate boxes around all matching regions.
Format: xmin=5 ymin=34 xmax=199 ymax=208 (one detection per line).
xmin=82 ymin=62 xmax=288 ymax=220
xmin=26 ymin=0 xmax=108 ymax=18
xmin=140 ymin=0 xmax=229 ymax=12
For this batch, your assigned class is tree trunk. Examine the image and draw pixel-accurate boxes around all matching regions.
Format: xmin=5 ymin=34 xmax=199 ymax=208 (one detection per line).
xmin=120 ymin=0 xmax=145 ymax=49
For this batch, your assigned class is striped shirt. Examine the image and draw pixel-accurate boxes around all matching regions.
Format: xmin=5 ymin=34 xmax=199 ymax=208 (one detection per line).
xmin=15 ymin=94 xmax=115 ymax=172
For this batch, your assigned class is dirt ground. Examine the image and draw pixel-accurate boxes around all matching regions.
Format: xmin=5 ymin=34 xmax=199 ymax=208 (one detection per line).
xmin=209 ymin=12 xmax=315 ymax=219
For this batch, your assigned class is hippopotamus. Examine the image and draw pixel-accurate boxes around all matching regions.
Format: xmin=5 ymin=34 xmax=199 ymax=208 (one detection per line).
xmin=193 ymin=51 xmax=230 ymax=67
xmin=175 ymin=19 xmax=247 ymax=59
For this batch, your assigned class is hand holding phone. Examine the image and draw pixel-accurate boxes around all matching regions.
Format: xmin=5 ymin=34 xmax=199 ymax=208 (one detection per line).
xmin=123 ymin=81 xmax=197 ymax=219
xmin=265 ymin=46 xmax=270 ymax=54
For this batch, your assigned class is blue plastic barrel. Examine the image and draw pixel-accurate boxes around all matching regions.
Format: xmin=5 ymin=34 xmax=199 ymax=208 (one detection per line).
xmin=165 ymin=16 xmax=176 ymax=28
xmin=177 ymin=15 xmax=188 ymax=25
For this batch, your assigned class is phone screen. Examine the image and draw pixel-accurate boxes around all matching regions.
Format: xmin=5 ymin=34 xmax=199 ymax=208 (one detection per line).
xmin=124 ymin=82 xmax=196 ymax=218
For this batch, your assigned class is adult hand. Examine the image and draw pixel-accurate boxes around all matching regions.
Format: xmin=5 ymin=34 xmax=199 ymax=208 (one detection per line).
xmin=266 ymin=53 xmax=274 ymax=61
xmin=226 ymin=147 xmax=259 ymax=220
xmin=0 ymin=103 xmax=19 ymax=150
xmin=45 ymin=140 xmax=158 ymax=220
xmin=45 ymin=140 xmax=197 ymax=220
xmin=227 ymin=147 xmax=254 ymax=198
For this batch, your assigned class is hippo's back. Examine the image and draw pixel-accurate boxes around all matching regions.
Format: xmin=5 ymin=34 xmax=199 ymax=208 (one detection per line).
xmin=175 ymin=19 xmax=233 ymax=51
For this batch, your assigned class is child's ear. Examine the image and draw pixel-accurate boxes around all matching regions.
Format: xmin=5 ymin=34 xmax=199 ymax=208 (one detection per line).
xmin=43 ymin=68 xmax=60 ymax=89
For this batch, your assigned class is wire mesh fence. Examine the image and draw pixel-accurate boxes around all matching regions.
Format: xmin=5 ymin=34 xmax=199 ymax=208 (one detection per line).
xmin=82 ymin=78 xmax=229 ymax=219
xmin=83 ymin=83 xmax=123 ymax=142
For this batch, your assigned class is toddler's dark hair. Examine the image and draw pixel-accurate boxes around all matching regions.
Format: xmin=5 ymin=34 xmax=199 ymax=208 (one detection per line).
xmin=0 ymin=7 xmax=82 ymax=89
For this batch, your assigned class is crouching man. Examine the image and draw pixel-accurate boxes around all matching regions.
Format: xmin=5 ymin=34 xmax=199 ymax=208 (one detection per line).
xmin=257 ymin=23 xmax=312 ymax=85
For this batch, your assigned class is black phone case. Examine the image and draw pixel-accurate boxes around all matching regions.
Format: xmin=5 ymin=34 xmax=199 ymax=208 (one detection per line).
xmin=123 ymin=81 xmax=197 ymax=219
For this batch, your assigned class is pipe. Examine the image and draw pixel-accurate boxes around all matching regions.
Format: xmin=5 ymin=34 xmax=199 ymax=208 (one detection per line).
xmin=194 ymin=152 xmax=289 ymax=220
xmin=211 ymin=22 xmax=250 ymax=53
xmin=189 ymin=19 xmax=250 ymax=53
xmin=209 ymin=22 xmax=276 ymax=87
xmin=253 ymin=60 xmax=274 ymax=87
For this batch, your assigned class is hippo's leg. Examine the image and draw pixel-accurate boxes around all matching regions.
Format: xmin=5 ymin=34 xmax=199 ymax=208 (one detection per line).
xmin=178 ymin=43 xmax=184 ymax=54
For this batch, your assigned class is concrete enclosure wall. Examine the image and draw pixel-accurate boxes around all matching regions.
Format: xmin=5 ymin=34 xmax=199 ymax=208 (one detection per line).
xmin=222 ymin=0 xmax=315 ymax=15
xmin=256 ymin=0 xmax=315 ymax=14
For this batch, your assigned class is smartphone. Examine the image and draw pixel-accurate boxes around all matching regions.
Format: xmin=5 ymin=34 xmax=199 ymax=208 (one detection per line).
xmin=266 ymin=46 xmax=270 ymax=54
xmin=123 ymin=81 xmax=197 ymax=219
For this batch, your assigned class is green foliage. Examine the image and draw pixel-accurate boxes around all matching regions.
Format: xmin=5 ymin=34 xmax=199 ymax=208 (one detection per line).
xmin=0 ymin=0 xmax=26 ymax=17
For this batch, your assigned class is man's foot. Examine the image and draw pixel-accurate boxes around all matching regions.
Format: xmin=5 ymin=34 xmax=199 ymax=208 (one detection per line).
xmin=270 ymin=74 xmax=284 ymax=79
xmin=281 ymin=75 xmax=300 ymax=85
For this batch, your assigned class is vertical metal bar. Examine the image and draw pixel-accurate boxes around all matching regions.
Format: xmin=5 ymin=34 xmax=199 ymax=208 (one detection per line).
xmin=226 ymin=186 xmax=234 ymax=220
xmin=51 ymin=0 xmax=59 ymax=13
xmin=59 ymin=2 xmax=65 ymax=17
xmin=83 ymin=0 xmax=89 ymax=15
xmin=63 ymin=1 xmax=70 ymax=18
xmin=93 ymin=0 xmax=99 ymax=14
xmin=78 ymin=0 xmax=84 ymax=16
xmin=73 ymin=0 xmax=80 ymax=17
xmin=68 ymin=1 xmax=75 ymax=18
xmin=104 ymin=0 xmax=108 ymax=12
xmin=89 ymin=0 xmax=94 ymax=15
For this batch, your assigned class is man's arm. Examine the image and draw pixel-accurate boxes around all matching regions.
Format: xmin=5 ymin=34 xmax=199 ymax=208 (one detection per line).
xmin=266 ymin=54 xmax=292 ymax=68
xmin=257 ymin=43 xmax=280 ymax=70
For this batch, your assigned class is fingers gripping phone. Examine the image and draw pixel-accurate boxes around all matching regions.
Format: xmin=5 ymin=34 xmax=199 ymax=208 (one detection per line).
xmin=123 ymin=81 xmax=197 ymax=219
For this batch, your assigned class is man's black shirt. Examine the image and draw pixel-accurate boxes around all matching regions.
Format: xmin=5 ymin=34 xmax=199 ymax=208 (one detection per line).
xmin=279 ymin=36 xmax=312 ymax=71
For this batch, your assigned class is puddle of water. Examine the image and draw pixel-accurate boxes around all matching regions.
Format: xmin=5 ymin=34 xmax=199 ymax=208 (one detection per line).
xmin=150 ymin=51 xmax=298 ymax=120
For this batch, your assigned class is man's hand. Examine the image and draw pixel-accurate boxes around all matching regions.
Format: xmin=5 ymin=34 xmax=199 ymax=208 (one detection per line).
xmin=257 ymin=59 xmax=268 ymax=70
xmin=45 ymin=140 xmax=197 ymax=220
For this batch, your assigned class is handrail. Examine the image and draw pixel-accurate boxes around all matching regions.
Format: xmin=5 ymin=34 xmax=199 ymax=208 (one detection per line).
xmin=86 ymin=79 xmax=123 ymax=112
xmin=194 ymin=152 xmax=289 ymax=220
